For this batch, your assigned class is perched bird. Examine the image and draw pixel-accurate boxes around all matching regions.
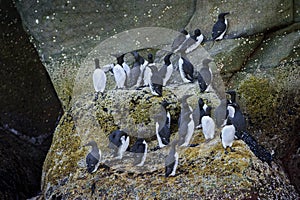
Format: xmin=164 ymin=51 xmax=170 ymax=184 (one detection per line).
xmin=212 ymin=12 xmax=230 ymax=41
xmin=180 ymin=29 xmax=204 ymax=54
xmin=117 ymin=54 xmax=131 ymax=87
xmin=228 ymin=102 xmax=247 ymax=139
xmin=171 ymin=29 xmax=190 ymax=53
xmin=165 ymin=140 xmax=179 ymax=177
xmin=214 ymin=99 xmax=227 ymax=128
xmin=145 ymin=64 xmax=163 ymax=97
xmin=131 ymin=51 xmax=148 ymax=88
xmin=159 ymin=53 xmax=173 ymax=86
xmin=130 ymin=138 xmax=148 ymax=166
xmin=178 ymin=95 xmax=195 ymax=146
xmin=199 ymin=59 xmax=213 ymax=92
xmin=93 ymin=58 xmax=107 ymax=101
xmin=112 ymin=56 xmax=127 ymax=89
xmin=143 ymin=53 xmax=155 ymax=87
xmin=220 ymin=117 xmax=236 ymax=154
xmin=201 ymin=106 xmax=215 ymax=141
xmin=84 ymin=141 xmax=101 ymax=173
xmin=108 ymin=130 xmax=130 ymax=159
xmin=178 ymin=54 xmax=194 ymax=83
xmin=154 ymin=101 xmax=172 ymax=148
xmin=193 ymin=98 xmax=207 ymax=129
xmin=128 ymin=59 xmax=142 ymax=88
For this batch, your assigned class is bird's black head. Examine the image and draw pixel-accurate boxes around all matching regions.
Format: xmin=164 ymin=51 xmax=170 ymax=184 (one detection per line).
xmin=94 ymin=58 xmax=100 ymax=69
xmin=205 ymin=106 xmax=212 ymax=116
xmin=116 ymin=54 xmax=125 ymax=65
xmin=202 ymin=58 xmax=212 ymax=66
xmin=218 ymin=12 xmax=230 ymax=19
xmin=164 ymin=52 xmax=173 ymax=65
xmin=180 ymin=29 xmax=189 ymax=36
xmin=161 ymin=100 xmax=171 ymax=108
xmin=194 ymin=29 xmax=201 ymax=36
xmin=148 ymin=53 xmax=154 ymax=63
xmin=226 ymin=90 xmax=236 ymax=95
xmin=198 ymin=98 xmax=205 ymax=108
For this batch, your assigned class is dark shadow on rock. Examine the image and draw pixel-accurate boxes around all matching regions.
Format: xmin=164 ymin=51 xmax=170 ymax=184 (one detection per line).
xmin=0 ymin=0 xmax=63 ymax=198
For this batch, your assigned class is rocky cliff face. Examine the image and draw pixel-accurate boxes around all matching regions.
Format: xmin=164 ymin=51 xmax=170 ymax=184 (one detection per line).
xmin=0 ymin=1 xmax=62 ymax=199
xmin=12 ymin=0 xmax=300 ymax=199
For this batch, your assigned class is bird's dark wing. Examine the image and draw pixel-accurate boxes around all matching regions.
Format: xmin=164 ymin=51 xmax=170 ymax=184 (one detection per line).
xmin=197 ymin=73 xmax=207 ymax=92
xmin=159 ymin=125 xmax=171 ymax=145
xmin=212 ymin=21 xmax=227 ymax=40
xmin=165 ymin=160 xmax=175 ymax=177
xmin=183 ymin=59 xmax=194 ymax=82
xmin=86 ymin=153 xmax=99 ymax=173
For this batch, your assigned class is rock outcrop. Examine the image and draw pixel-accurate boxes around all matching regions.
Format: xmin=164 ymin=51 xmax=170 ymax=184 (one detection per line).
xmin=12 ymin=0 xmax=300 ymax=198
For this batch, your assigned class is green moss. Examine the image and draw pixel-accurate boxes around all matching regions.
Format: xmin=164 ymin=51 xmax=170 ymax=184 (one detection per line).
xmin=42 ymin=112 xmax=84 ymax=188
xmin=238 ymin=76 xmax=277 ymax=125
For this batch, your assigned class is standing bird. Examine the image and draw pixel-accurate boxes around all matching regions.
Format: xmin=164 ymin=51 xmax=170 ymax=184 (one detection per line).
xmin=199 ymin=59 xmax=213 ymax=92
xmin=130 ymin=138 xmax=148 ymax=166
xmin=159 ymin=53 xmax=173 ymax=86
xmin=117 ymin=54 xmax=131 ymax=87
xmin=131 ymin=51 xmax=148 ymax=88
xmin=108 ymin=130 xmax=130 ymax=159
xmin=193 ymin=98 xmax=207 ymax=129
xmin=84 ymin=141 xmax=101 ymax=173
xmin=143 ymin=53 xmax=155 ymax=87
xmin=180 ymin=29 xmax=204 ymax=54
xmin=165 ymin=140 xmax=179 ymax=177
xmin=229 ymin=103 xmax=247 ymax=139
xmin=112 ymin=56 xmax=127 ymax=89
xmin=178 ymin=95 xmax=195 ymax=146
xmin=220 ymin=117 xmax=236 ymax=154
xmin=209 ymin=12 xmax=230 ymax=49
xmin=93 ymin=58 xmax=107 ymax=101
xmin=178 ymin=54 xmax=194 ymax=83
xmin=145 ymin=64 xmax=163 ymax=97
xmin=212 ymin=12 xmax=230 ymax=41
xmin=214 ymin=99 xmax=228 ymax=128
xmin=171 ymin=29 xmax=190 ymax=53
xmin=201 ymin=106 xmax=215 ymax=141
xmin=154 ymin=101 xmax=172 ymax=148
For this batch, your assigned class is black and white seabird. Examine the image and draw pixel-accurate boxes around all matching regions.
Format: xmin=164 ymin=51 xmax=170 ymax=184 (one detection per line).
xmin=112 ymin=56 xmax=127 ymax=89
xmin=228 ymin=102 xmax=247 ymax=139
xmin=199 ymin=59 xmax=213 ymax=92
xmin=165 ymin=140 xmax=179 ymax=177
xmin=180 ymin=29 xmax=204 ymax=54
xmin=212 ymin=12 xmax=230 ymax=41
xmin=178 ymin=94 xmax=195 ymax=146
xmin=193 ymin=98 xmax=207 ymax=129
xmin=117 ymin=54 xmax=131 ymax=87
xmin=84 ymin=141 xmax=101 ymax=173
xmin=145 ymin=63 xmax=163 ymax=97
xmin=220 ymin=117 xmax=236 ymax=154
xmin=93 ymin=58 xmax=107 ymax=101
xmin=171 ymin=29 xmax=190 ymax=53
xmin=154 ymin=100 xmax=171 ymax=148
xmin=130 ymin=138 xmax=148 ymax=166
xmin=201 ymin=106 xmax=215 ymax=141
xmin=131 ymin=51 xmax=148 ymax=88
xmin=214 ymin=99 xmax=228 ymax=128
xmin=108 ymin=130 xmax=130 ymax=159
xmin=158 ymin=53 xmax=173 ymax=86
xmin=178 ymin=54 xmax=194 ymax=83
xmin=143 ymin=53 xmax=155 ymax=87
